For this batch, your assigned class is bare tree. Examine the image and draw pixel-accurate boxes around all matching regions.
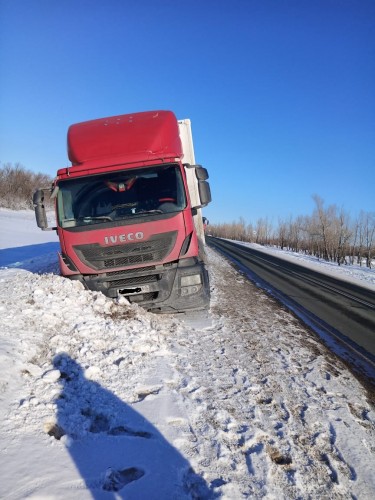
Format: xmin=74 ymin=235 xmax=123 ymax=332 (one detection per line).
xmin=312 ymin=195 xmax=332 ymax=261
xmin=276 ymin=218 xmax=288 ymax=250
xmin=334 ymin=208 xmax=352 ymax=265
xmin=363 ymin=212 xmax=375 ymax=268
xmin=0 ymin=162 xmax=52 ymax=209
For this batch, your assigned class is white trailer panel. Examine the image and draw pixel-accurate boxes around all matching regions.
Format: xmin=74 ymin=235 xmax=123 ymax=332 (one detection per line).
xmin=178 ymin=119 xmax=205 ymax=244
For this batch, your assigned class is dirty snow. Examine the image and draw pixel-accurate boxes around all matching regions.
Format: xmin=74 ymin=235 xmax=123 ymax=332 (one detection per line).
xmin=1 ymin=210 xmax=375 ymax=499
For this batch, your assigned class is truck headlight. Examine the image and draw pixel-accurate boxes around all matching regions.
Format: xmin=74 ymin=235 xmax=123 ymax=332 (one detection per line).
xmin=180 ymin=274 xmax=202 ymax=297
xmin=181 ymin=274 xmax=202 ymax=287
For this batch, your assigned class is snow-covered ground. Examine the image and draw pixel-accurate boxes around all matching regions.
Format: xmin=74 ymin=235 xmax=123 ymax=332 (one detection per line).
xmin=1 ymin=209 xmax=375 ymax=499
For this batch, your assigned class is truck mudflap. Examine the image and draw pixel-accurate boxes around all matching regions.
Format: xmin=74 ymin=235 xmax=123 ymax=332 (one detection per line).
xmin=69 ymin=257 xmax=210 ymax=313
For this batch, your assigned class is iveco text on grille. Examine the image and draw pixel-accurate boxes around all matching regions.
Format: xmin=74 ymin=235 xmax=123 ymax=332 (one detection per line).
xmin=104 ymin=232 xmax=144 ymax=245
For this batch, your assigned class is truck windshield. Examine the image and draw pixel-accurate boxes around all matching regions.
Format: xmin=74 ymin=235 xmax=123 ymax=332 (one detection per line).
xmin=57 ymin=164 xmax=187 ymax=228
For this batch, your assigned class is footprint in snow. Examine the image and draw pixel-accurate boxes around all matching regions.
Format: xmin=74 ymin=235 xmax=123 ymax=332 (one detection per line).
xmin=103 ymin=467 xmax=145 ymax=492
xmin=134 ymin=385 xmax=162 ymax=402
xmin=79 ymin=408 xmax=152 ymax=437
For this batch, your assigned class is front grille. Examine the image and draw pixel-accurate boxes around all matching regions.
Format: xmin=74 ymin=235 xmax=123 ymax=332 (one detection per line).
xmin=74 ymin=231 xmax=177 ymax=270
xmin=106 ymin=266 xmax=156 ymax=276
xmin=129 ymin=292 xmax=157 ymax=303
xmin=108 ymin=274 xmax=158 ymax=288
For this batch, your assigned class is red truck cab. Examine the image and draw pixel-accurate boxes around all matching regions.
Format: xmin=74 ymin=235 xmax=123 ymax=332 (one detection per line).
xmin=34 ymin=110 xmax=211 ymax=313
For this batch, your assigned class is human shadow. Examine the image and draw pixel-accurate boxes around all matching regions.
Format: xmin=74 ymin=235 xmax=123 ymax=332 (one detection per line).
xmin=0 ymin=242 xmax=60 ymax=272
xmin=52 ymin=354 xmax=214 ymax=499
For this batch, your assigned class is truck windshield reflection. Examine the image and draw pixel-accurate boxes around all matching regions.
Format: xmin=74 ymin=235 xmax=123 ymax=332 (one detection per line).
xmin=57 ymin=164 xmax=186 ymax=228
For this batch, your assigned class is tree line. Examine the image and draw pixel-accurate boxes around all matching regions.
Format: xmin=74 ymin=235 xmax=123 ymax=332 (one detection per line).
xmin=1 ymin=163 xmax=373 ymax=269
xmin=0 ymin=162 xmax=52 ymax=210
xmin=209 ymin=195 xmax=375 ymax=269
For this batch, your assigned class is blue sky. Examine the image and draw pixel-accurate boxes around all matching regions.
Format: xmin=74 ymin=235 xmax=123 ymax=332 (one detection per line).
xmin=1 ymin=0 xmax=374 ymax=224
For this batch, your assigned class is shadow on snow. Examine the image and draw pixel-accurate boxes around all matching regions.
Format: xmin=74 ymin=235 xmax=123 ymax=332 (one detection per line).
xmin=0 ymin=242 xmax=60 ymax=273
xmin=52 ymin=353 xmax=213 ymax=499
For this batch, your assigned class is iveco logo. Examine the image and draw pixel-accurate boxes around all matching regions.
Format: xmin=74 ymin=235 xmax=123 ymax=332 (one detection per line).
xmin=104 ymin=232 xmax=144 ymax=245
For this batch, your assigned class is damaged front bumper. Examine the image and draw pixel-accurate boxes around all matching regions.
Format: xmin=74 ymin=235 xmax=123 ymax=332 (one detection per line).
xmin=68 ymin=257 xmax=210 ymax=313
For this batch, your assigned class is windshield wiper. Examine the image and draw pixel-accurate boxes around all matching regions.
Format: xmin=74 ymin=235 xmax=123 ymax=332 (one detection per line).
xmin=77 ymin=215 xmax=113 ymax=222
xmin=111 ymin=203 xmax=136 ymax=211
xmin=136 ymin=209 xmax=163 ymax=215
xmin=109 ymin=206 xmax=164 ymax=218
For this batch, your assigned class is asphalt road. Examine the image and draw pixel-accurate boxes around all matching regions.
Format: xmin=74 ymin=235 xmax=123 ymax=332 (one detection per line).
xmin=207 ymin=237 xmax=375 ymax=359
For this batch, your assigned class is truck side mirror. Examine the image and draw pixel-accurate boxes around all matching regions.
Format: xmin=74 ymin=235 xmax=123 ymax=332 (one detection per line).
xmin=184 ymin=163 xmax=212 ymax=209
xmin=33 ymin=188 xmax=55 ymax=230
xmin=195 ymin=166 xmax=209 ymax=181
xmin=198 ymin=180 xmax=211 ymax=207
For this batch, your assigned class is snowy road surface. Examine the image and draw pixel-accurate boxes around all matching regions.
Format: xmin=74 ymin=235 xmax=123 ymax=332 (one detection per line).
xmin=1 ymin=209 xmax=375 ymax=499
xmin=208 ymin=236 xmax=375 ymax=360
